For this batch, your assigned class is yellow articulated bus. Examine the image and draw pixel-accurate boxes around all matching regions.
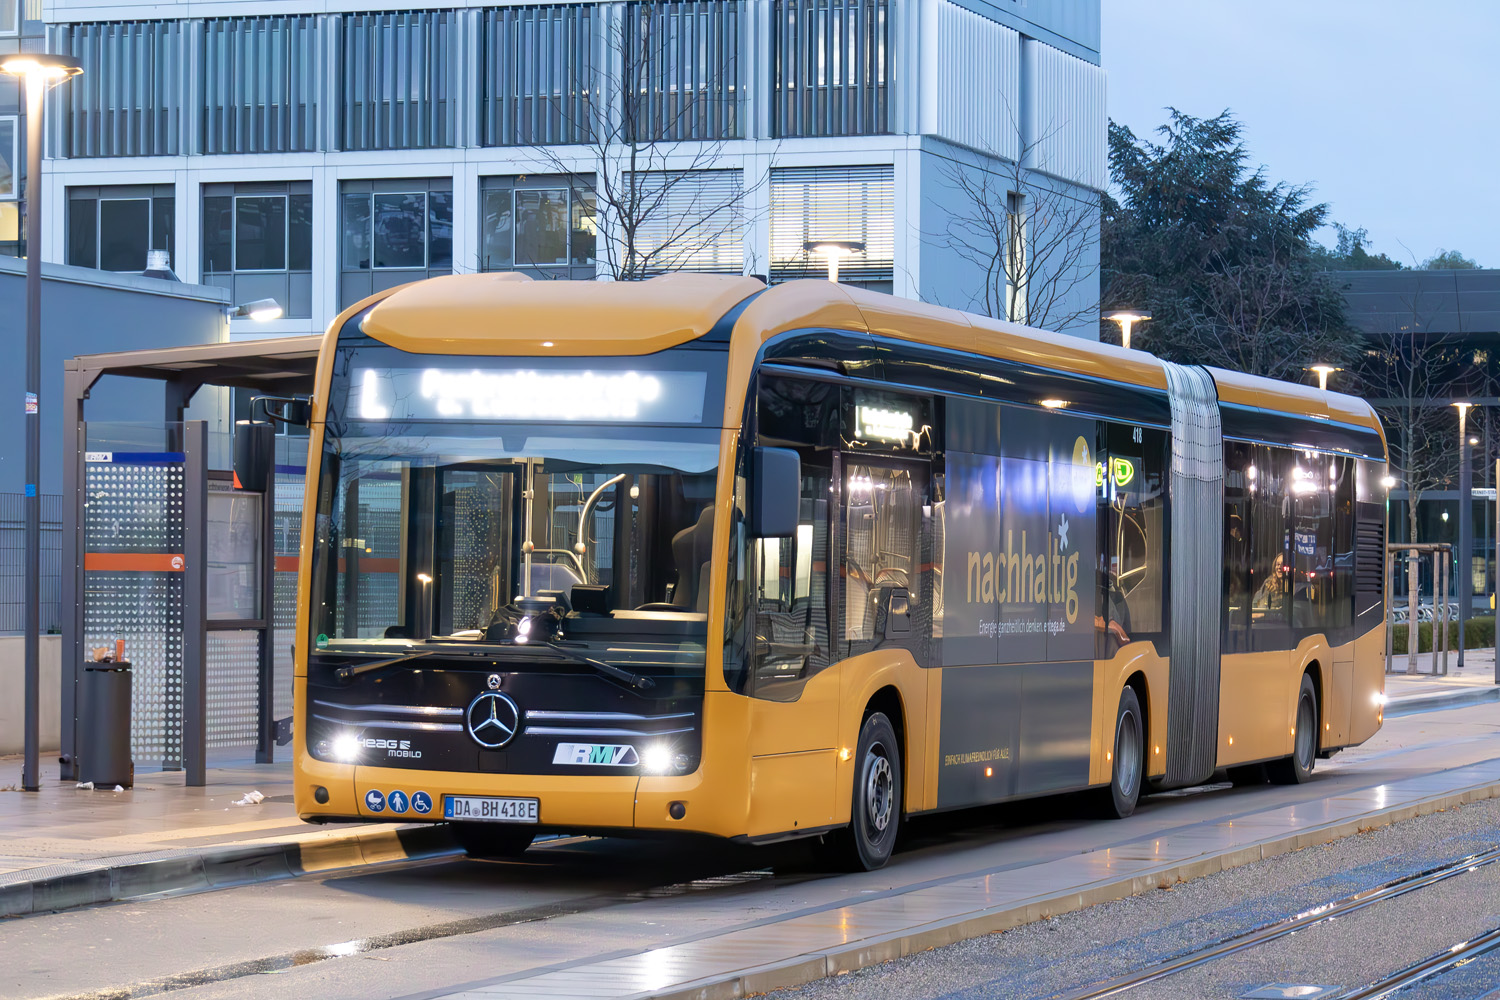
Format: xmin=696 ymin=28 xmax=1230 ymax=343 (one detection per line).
xmin=291 ymin=272 xmax=1389 ymax=870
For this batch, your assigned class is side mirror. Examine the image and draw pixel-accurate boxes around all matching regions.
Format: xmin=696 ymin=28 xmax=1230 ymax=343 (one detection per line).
xmin=751 ymin=446 xmax=800 ymax=538
xmin=255 ymin=395 xmax=311 ymax=427
xmin=233 ymin=420 xmax=275 ymax=492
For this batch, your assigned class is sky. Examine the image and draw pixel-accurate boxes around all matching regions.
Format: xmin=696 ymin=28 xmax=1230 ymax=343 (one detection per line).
xmin=1102 ymin=0 xmax=1500 ymax=267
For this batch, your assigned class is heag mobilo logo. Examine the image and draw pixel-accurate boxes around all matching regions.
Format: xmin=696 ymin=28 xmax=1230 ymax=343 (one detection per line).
xmin=361 ymin=737 xmax=422 ymax=759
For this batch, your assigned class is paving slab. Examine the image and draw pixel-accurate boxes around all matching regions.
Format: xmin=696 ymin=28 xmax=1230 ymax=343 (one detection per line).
xmin=0 ymin=756 xmax=454 ymax=916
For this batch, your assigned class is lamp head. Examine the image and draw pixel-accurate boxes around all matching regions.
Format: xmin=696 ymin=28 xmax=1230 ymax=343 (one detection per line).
xmin=0 ymin=53 xmax=84 ymax=83
xmin=1104 ymin=310 xmax=1150 ymax=324
xmin=232 ymin=298 xmax=284 ymax=322
xmin=804 ymin=240 xmax=865 ymax=259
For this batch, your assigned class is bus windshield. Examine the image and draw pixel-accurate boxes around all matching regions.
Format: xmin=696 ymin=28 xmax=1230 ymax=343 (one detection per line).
xmin=308 ymin=420 xmax=722 ymax=662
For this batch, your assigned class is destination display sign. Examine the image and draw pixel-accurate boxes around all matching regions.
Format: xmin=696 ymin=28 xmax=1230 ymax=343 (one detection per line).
xmin=354 ymin=367 xmax=708 ymax=424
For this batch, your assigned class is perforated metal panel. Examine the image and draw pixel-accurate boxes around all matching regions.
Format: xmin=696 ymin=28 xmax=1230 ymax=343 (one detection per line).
xmin=1161 ymin=363 xmax=1224 ymax=788
xmin=272 ymin=467 xmax=304 ymax=724
xmin=207 ymin=630 xmax=259 ymax=751
xmin=83 ymin=453 xmax=186 ymax=769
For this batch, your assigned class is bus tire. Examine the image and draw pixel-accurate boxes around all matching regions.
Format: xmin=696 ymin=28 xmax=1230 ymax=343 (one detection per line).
xmin=451 ymin=823 xmax=535 ymax=858
xmin=1269 ymin=674 xmax=1318 ymax=785
xmin=1101 ymin=686 xmax=1144 ymax=819
xmin=825 ymin=712 xmax=902 ymax=871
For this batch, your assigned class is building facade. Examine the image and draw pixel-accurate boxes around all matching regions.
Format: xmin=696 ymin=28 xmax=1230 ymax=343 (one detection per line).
xmin=1339 ymin=267 xmax=1500 ymax=609
xmin=34 ymin=0 xmax=1105 ymax=340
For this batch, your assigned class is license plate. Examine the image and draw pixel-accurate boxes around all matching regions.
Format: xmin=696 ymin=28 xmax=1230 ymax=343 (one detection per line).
xmin=443 ymin=795 xmax=539 ymax=823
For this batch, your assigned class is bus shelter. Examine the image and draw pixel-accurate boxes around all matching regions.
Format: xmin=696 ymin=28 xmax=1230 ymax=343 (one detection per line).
xmin=60 ymin=337 xmax=320 ymax=785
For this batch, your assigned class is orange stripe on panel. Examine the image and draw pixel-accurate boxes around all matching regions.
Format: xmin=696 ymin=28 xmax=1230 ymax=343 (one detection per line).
xmin=84 ymin=552 xmax=185 ymax=572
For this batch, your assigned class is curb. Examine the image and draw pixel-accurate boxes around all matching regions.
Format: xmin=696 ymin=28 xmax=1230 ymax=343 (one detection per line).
xmin=640 ymin=777 xmax=1500 ymax=1000
xmin=1386 ymin=686 xmax=1500 ymax=718
xmin=0 ymin=823 xmax=459 ymax=919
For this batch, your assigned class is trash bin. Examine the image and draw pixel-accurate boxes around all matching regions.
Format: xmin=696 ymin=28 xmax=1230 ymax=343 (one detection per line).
xmin=80 ymin=660 xmax=134 ymax=788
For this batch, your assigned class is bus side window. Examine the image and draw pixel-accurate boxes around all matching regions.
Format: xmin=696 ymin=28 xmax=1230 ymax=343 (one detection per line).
xmin=1250 ymin=445 xmax=1292 ymax=641
xmin=1222 ymin=441 xmax=1253 ymax=651
xmin=749 ymin=463 xmax=832 ymax=698
xmin=1102 ymin=424 xmax=1166 ymax=649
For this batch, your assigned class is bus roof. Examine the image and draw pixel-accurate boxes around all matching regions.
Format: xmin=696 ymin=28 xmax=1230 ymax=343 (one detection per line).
xmin=359 ymin=271 xmax=766 ymax=356
xmin=347 ymin=271 xmax=1382 ymax=440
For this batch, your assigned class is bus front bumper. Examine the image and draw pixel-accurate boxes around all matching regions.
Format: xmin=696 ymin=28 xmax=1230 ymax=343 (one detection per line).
xmin=295 ymin=754 xmax=727 ymax=836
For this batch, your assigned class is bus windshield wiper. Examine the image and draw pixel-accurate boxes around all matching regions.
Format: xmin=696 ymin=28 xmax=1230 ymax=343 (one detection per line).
xmin=534 ymin=640 xmax=655 ymax=691
xmin=334 ymin=650 xmax=434 ymax=683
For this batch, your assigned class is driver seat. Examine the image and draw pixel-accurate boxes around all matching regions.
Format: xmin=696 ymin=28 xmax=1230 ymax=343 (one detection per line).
xmin=671 ymin=506 xmax=715 ymax=613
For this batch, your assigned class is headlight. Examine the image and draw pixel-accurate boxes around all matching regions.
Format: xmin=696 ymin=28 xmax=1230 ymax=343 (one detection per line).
xmin=1373 ymin=692 xmax=1388 ymax=707
xmin=640 ymin=745 xmax=674 ymax=774
xmin=331 ymin=733 xmax=362 ymax=762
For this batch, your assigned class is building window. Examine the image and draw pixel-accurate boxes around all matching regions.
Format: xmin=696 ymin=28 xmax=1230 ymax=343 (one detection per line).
xmin=202 ymin=181 xmax=312 ymax=318
xmin=1006 ymin=191 xmax=1026 ymax=323
xmin=200 ymin=16 xmax=320 ymax=154
xmin=480 ymin=5 xmax=595 ymax=146
xmin=66 ymin=185 xmax=176 ymax=272
xmin=57 ymin=20 xmax=184 ymax=157
xmin=0 ymin=116 xmax=16 ymax=254
xmin=626 ymin=170 xmax=745 ymax=275
xmin=1 ymin=1 xmax=17 ymax=36
xmin=623 ymin=2 xmax=743 ymax=142
xmin=339 ymin=178 xmax=453 ymax=309
xmin=479 ymin=175 xmax=596 ymax=278
xmin=771 ymin=0 xmax=889 ymax=138
xmin=0 ymin=115 xmax=15 ymax=198
xmin=770 ymin=165 xmax=894 ymax=286
xmin=341 ymin=11 xmax=455 ymax=151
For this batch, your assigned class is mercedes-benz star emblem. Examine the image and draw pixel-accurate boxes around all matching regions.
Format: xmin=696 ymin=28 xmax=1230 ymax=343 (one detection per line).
xmin=486 ymin=673 xmax=503 ymax=690
xmin=466 ymin=691 xmax=520 ymax=749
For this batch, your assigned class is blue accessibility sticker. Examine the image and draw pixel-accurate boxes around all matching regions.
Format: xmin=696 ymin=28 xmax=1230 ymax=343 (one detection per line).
xmin=364 ymin=789 xmax=385 ymax=813
xmin=388 ymin=789 xmax=409 ymax=814
xmin=411 ymin=791 xmax=432 ymax=815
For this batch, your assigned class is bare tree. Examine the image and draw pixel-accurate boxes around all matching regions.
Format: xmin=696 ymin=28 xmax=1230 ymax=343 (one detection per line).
xmin=926 ymin=112 xmax=1100 ymax=330
xmin=1351 ymin=271 xmax=1477 ymax=664
xmin=521 ymin=3 xmax=767 ymax=281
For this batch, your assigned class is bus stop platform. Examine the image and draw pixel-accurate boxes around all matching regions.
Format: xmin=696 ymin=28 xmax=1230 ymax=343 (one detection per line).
xmin=0 ymin=757 xmax=454 ymax=918
xmin=1384 ymin=648 xmax=1500 ymax=716
xmin=0 ymin=666 xmax=1494 ymax=921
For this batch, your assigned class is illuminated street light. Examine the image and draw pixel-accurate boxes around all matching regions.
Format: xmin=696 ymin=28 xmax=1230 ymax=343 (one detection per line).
xmin=804 ymin=240 xmax=865 ymax=283
xmin=1 ymin=52 xmax=83 ymax=794
xmin=1307 ymin=364 xmax=1342 ymax=391
xmin=1104 ymin=310 xmax=1150 ymax=350
xmin=231 ymin=298 xmax=284 ymax=322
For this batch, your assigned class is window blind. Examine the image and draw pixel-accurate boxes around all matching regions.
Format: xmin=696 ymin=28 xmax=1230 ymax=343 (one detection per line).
xmin=626 ymin=170 xmax=745 ymax=275
xmin=770 ymin=164 xmax=894 ymax=282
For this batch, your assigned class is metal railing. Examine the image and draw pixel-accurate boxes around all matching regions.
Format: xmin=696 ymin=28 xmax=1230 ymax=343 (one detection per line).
xmin=0 ymin=493 xmax=61 ymax=634
xmin=1387 ymin=543 xmax=1453 ymax=676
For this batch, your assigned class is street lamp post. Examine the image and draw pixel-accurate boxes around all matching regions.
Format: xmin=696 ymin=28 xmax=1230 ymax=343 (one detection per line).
xmin=1454 ymin=402 xmax=1473 ymax=671
xmin=1104 ymin=310 xmax=1150 ymax=350
xmin=1 ymin=53 xmax=82 ymax=791
xmin=804 ymin=240 xmax=865 ymax=283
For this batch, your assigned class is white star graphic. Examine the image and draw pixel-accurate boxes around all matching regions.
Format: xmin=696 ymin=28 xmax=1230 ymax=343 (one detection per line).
xmin=1057 ymin=513 xmax=1070 ymax=550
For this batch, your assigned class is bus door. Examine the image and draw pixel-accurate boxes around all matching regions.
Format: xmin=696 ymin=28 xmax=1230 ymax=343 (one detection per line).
xmin=840 ymin=457 xmax=929 ymax=666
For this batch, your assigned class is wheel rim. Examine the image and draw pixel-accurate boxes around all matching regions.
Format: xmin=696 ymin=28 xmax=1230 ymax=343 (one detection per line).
xmin=1117 ymin=709 xmax=1140 ymax=799
xmin=864 ymin=743 xmax=894 ymax=834
xmin=1296 ymin=695 xmax=1316 ymax=769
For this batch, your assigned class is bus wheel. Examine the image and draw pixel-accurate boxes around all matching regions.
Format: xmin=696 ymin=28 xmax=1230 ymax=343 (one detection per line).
xmin=451 ymin=823 xmax=535 ymax=858
xmin=1101 ymin=686 xmax=1144 ymax=819
xmin=1269 ymin=674 xmax=1318 ymax=785
xmin=825 ymin=712 xmax=902 ymax=871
